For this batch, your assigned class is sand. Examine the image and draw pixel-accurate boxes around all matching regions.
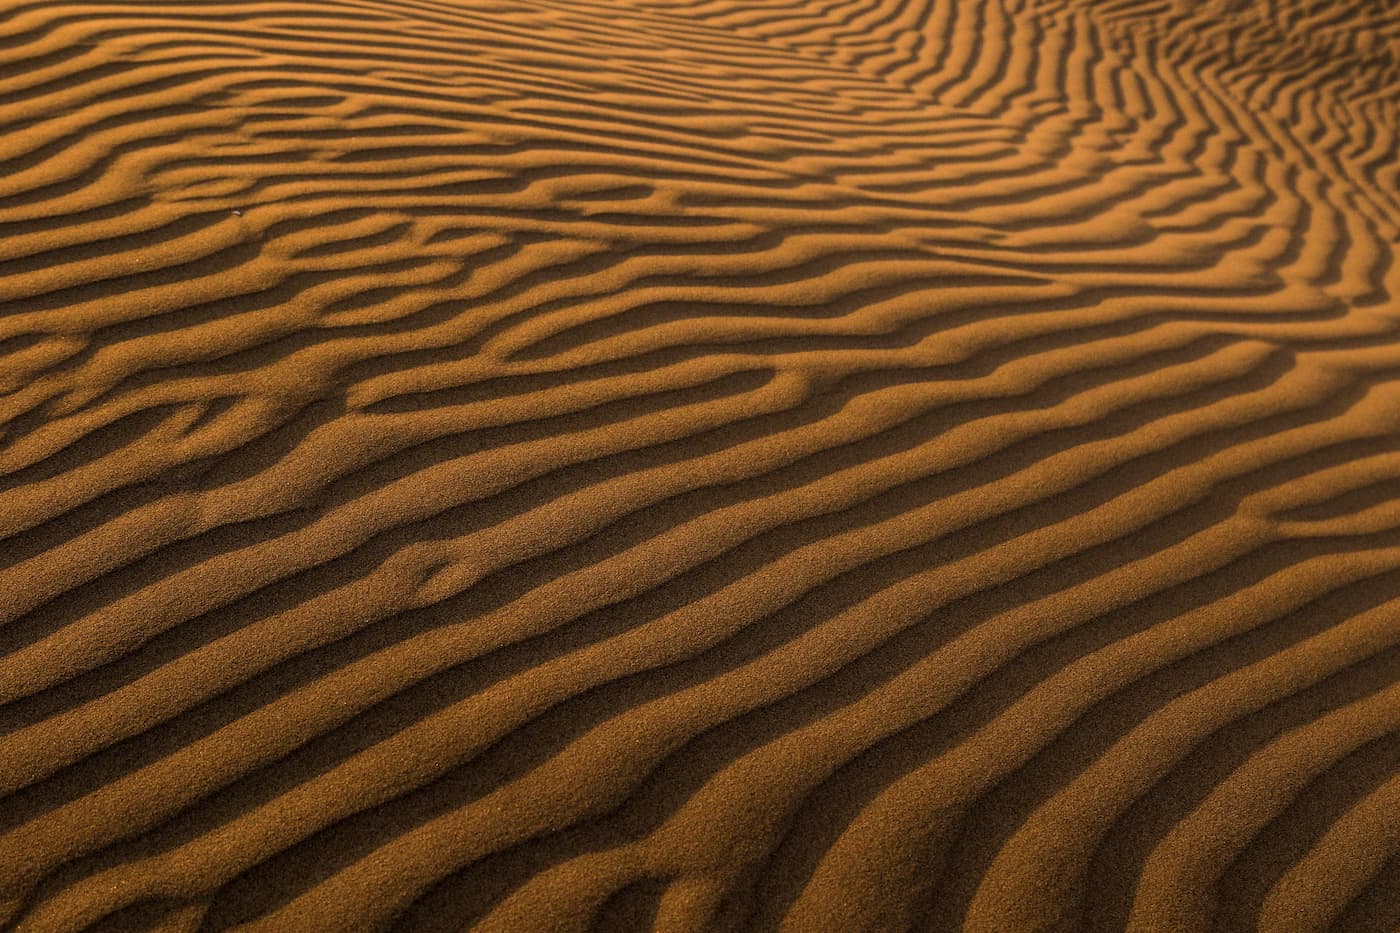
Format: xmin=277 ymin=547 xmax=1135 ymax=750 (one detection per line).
xmin=1 ymin=0 xmax=1398 ymax=929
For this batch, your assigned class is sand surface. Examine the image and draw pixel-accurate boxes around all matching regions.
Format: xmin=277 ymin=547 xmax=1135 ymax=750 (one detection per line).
xmin=2 ymin=0 xmax=1399 ymax=929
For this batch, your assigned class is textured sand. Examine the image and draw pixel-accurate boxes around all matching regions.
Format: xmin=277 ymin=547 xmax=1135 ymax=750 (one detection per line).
xmin=2 ymin=0 xmax=1399 ymax=929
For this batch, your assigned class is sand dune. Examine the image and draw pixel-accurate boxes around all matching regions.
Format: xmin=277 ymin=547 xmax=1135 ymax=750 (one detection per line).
xmin=1 ymin=0 xmax=1399 ymax=928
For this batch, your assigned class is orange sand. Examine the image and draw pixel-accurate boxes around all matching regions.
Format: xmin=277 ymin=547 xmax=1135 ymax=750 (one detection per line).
xmin=2 ymin=0 xmax=1399 ymax=929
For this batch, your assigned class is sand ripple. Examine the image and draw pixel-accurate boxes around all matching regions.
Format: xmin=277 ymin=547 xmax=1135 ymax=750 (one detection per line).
xmin=1 ymin=0 xmax=1399 ymax=928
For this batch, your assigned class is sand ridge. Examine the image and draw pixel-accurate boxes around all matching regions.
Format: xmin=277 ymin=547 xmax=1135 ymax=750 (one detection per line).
xmin=1 ymin=0 xmax=1399 ymax=929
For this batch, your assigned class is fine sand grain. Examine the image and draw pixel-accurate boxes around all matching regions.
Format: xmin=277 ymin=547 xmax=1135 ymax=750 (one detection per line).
xmin=2 ymin=0 xmax=1399 ymax=929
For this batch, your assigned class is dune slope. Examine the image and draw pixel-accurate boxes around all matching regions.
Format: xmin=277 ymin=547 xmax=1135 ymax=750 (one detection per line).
xmin=1 ymin=0 xmax=1399 ymax=929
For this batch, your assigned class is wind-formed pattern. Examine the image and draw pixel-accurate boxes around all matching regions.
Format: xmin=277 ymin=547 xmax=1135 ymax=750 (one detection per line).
xmin=1 ymin=0 xmax=1399 ymax=929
